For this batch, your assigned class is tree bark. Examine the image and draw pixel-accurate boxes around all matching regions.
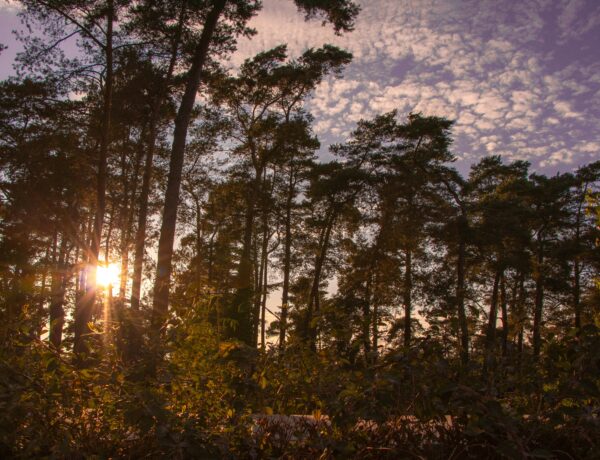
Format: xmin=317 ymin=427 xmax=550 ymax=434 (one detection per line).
xmin=279 ymin=168 xmax=295 ymax=349
xmin=119 ymin=135 xmax=144 ymax=300
xmin=363 ymin=271 xmax=372 ymax=359
xmin=456 ymin=229 xmax=469 ymax=365
xmin=50 ymin=235 xmax=69 ymax=350
xmin=306 ymin=207 xmax=336 ymax=349
xmin=260 ymin=246 xmax=268 ymax=350
xmin=483 ymin=269 xmax=502 ymax=385
xmin=500 ymin=273 xmax=508 ymax=357
xmin=533 ymin=236 xmax=544 ymax=358
xmin=403 ymin=249 xmax=413 ymax=348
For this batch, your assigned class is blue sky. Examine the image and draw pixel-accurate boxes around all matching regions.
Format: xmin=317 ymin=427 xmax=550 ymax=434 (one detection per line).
xmin=2 ymin=0 xmax=599 ymax=174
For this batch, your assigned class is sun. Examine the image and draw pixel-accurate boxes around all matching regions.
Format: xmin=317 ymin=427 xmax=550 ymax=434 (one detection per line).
xmin=96 ymin=263 xmax=120 ymax=288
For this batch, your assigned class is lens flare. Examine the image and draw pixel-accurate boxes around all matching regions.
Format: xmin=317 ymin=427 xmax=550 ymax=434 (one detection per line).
xmin=96 ymin=263 xmax=120 ymax=287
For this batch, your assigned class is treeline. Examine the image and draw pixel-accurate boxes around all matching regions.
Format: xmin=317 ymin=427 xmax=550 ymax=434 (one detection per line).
xmin=1 ymin=0 xmax=599 ymax=458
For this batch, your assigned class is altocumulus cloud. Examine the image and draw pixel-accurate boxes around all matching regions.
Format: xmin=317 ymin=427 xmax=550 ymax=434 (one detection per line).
xmin=232 ymin=0 xmax=600 ymax=172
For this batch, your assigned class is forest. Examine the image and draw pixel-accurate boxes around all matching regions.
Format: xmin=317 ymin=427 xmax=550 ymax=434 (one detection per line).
xmin=0 ymin=0 xmax=599 ymax=458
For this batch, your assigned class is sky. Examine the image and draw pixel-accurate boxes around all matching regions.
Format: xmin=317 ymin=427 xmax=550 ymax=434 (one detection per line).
xmin=1 ymin=0 xmax=599 ymax=174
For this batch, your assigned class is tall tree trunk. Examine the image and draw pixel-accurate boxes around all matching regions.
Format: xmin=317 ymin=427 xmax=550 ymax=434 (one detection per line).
xmin=260 ymin=247 xmax=268 ymax=350
xmin=533 ymin=237 xmax=544 ymax=358
xmin=573 ymin=182 xmax=587 ymax=330
xmin=130 ymin=117 xmax=156 ymax=313
xmin=484 ymin=269 xmax=502 ymax=380
xmin=151 ymin=0 xmax=227 ymax=345
xmin=456 ymin=230 xmax=469 ymax=365
xmin=403 ymin=249 xmax=412 ymax=348
xmin=119 ymin=136 xmax=144 ymax=300
xmin=306 ymin=208 xmax=336 ymax=349
xmin=74 ymin=0 xmax=114 ymax=359
xmin=363 ymin=271 xmax=372 ymax=359
xmin=500 ymin=273 xmax=508 ymax=357
xmin=253 ymin=215 xmax=267 ymax=347
xmin=258 ymin=207 xmax=269 ymax=347
xmin=574 ymin=259 xmax=581 ymax=330
xmin=194 ymin=193 xmax=203 ymax=307
xmin=279 ymin=169 xmax=295 ymax=350
xmin=49 ymin=236 xmax=68 ymax=350
xmin=372 ymin=291 xmax=378 ymax=360
xmin=517 ymin=273 xmax=525 ymax=371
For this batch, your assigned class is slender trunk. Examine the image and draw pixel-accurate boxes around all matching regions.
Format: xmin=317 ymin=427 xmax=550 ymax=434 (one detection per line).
xmin=456 ymin=230 xmax=469 ymax=365
xmin=573 ymin=202 xmax=582 ymax=330
xmin=517 ymin=273 xmax=525 ymax=370
xmin=533 ymin=237 xmax=544 ymax=358
xmin=76 ymin=216 xmax=92 ymax=301
xmin=260 ymin=247 xmax=268 ymax=350
xmin=574 ymin=260 xmax=581 ymax=329
xmin=119 ymin=137 xmax=144 ymax=299
xmin=500 ymin=273 xmax=508 ymax=357
xmin=372 ymin=295 xmax=378 ymax=360
xmin=306 ymin=208 xmax=336 ymax=348
xmin=257 ymin=208 xmax=269 ymax=347
xmin=509 ymin=274 xmax=519 ymax=361
xmin=49 ymin=236 xmax=68 ymax=350
xmin=574 ymin=184 xmax=586 ymax=330
xmin=194 ymin=195 xmax=203 ymax=306
xmin=38 ymin=240 xmax=53 ymax=335
xmin=104 ymin=201 xmax=115 ymax=262
xmin=130 ymin=118 xmax=156 ymax=312
xmin=279 ymin=169 xmax=295 ymax=349
xmin=484 ymin=269 xmax=502 ymax=379
xmin=74 ymin=1 xmax=114 ymax=358
xmin=253 ymin=222 xmax=266 ymax=347
xmin=403 ymin=249 xmax=412 ymax=348
xmin=363 ymin=271 xmax=372 ymax=359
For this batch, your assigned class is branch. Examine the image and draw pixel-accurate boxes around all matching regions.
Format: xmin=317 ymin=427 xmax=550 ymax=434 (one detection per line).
xmin=32 ymin=0 xmax=106 ymax=50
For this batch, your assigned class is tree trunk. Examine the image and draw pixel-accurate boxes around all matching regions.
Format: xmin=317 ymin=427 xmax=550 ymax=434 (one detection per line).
xmin=260 ymin=247 xmax=268 ymax=350
xmin=574 ymin=182 xmax=587 ymax=330
xmin=253 ymin=214 xmax=267 ymax=347
xmin=74 ymin=0 xmax=114 ymax=359
xmin=151 ymin=0 xmax=227 ymax=345
xmin=119 ymin=135 xmax=144 ymax=300
xmin=363 ymin=271 xmax=372 ymax=359
xmin=533 ymin=237 xmax=544 ymax=358
xmin=49 ymin=236 xmax=68 ymax=351
xmin=500 ymin=273 xmax=508 ymax=357
xmin=484 ymin=269 xmax=502 ymax=380
xmin=372 ymin=293 xmax=378 ymax=360
xmin=456 ymin=231 xmax=469 ymax=365
xmin=517 ymin=273 xmax=525 ymax=370
xmin=403 ymin=249 xmax=412 ymax=348
xmin=279 ymin=169 xmax=295 ymax=350
xmin=306 ymin=208 xmax=336 ymax=349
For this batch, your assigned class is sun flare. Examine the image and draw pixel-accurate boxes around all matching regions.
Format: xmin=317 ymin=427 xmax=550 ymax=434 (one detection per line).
xmin=96 ymin=263 xmax=120 ymax=288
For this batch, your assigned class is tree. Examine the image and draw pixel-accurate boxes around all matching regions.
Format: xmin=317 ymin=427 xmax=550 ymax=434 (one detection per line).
xmin=149 ymin=0 xmax=359 ymax=351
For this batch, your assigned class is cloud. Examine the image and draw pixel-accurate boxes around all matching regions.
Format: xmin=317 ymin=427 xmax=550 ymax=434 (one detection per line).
xmin=0 ymin=1 xmax=21 ymax=13
xmin=227 ymin=0 xmax=600 ymax=172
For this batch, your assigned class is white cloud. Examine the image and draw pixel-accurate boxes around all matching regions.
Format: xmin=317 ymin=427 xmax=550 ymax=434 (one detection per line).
xmin=226 ymin=0 xmax=600 ymax=171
